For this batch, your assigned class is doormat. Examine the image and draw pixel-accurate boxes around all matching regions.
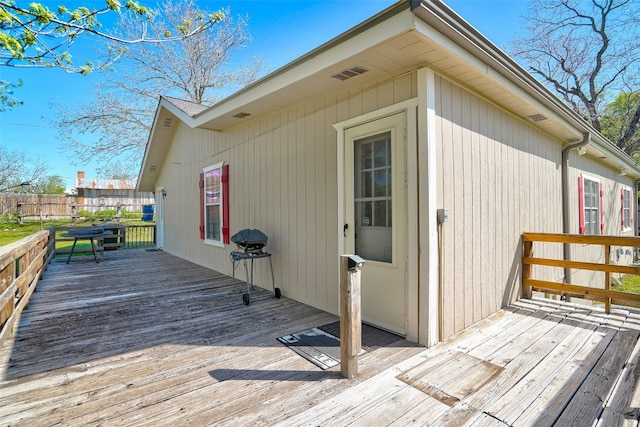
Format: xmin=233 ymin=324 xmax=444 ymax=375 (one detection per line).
xmin=277 ymin=328 xmax=342 ymax=370
xmin=145 ymin=248 xmax=162 ymax=252
xmin=317 ymin=321 xmax=403 ymax=352
xmin=277 ymin=322 xmax=403 ymax=370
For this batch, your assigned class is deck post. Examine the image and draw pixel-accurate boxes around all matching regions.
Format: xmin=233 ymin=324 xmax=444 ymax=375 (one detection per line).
xmin=522 ymin=238 xmax=533 ymax=299
xmin=605 ymin=244 xmax=611 ymax=314
xmin=340 ymin=255 xmax=364 ymax=379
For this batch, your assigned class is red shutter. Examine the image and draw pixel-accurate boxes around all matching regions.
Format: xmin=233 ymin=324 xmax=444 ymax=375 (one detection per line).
xmin=222 ymin=164 xmax=230 ymax=244
xmin=578 ymin=176 xmax=585 ymax=234
xmin=621 ymin=188 xmax=625 ymax=229
xmin=199 ymin=172 xmax=205 ymax=240
xmin=599 ymin=182 xmax=604 ymax=235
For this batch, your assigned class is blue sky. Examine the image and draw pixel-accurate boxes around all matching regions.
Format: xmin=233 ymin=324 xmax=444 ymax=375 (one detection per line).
xmin=0 ymin=0 xmax=528 ymax=190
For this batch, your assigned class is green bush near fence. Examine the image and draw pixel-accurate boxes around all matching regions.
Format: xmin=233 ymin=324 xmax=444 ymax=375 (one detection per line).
xmin=1 ymin=211 xmax=18 ymax=224
xmin=77 ymin=209 xmax=143 ymax=221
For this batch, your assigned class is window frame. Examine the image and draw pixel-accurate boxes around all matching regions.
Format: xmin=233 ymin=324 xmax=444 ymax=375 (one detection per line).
xmin=203 ymin=162 xmax=225 ymax=247
xmin=580 ymin=175 xmax=602 ymax=235
xmin=622 ymin=186 xmax=632 ymax=231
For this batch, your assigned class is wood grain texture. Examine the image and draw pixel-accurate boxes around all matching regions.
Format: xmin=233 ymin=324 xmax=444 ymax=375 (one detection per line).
xmin=1 ymin=249 xmax=639 ymax=426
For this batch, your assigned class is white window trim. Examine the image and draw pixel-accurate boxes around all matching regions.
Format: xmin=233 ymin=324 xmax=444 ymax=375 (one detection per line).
xmin=582 ymin=175 xmax=601 ymax=236
xmin=203 ymin=162 xmax=225 ymax=248
xmin=622 ymin=185 xmax=632 ymax=232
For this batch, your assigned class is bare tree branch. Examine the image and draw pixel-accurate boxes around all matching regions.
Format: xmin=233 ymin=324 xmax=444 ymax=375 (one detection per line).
xmin=52 ymin=0 xmax=266 ymax=177
xmin=510 ymin=0 xmax=640 ymax=154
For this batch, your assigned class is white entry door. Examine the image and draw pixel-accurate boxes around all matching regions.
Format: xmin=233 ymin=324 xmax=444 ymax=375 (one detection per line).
xmin=344 ymin=113 xmax=407 ymax=335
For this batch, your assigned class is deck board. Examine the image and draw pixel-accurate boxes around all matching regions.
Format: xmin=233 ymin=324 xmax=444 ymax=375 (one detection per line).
xmin=1 ymin=249 xmax=639 ymax=426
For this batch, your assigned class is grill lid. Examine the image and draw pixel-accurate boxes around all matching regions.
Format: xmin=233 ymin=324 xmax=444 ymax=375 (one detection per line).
xmin=231 ymin=228 xmax=268 ymax=248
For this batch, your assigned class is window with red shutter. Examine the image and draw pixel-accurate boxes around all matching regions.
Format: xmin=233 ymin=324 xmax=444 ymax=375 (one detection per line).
xmin=222 ymin=165 xmax=230 ymax=244
xmin=202 ymin=162 xmax=226 ymax=247
xmin=199 ymin=172 xmax=205 ymax=239
xmin=622 ymin=187 xmax=632 ymax=230
xmin=599 ymin=182 xmax=604 ymax=235
xmin=581 ymin=176 xmax=601 ymax=235
xmin=622 ymin=188 xmax=625 ymax=229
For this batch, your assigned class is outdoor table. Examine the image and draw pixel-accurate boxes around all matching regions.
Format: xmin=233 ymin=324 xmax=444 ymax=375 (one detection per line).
xmin=61 ymin=226 xmax=112 ymax=264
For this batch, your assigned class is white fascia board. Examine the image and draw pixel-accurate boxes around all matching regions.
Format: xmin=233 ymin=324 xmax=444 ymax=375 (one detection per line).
xmin=191 ymin=9 xmax=416 ymax=129
xmin=412 ymin=18 xmax=580 ymax=139
xmin=138 ymin=97 xmax=217 ymax=191
xmin=158 ymin=97 xmax=200 ymax=127
xmin=590 ymin=134 xmax=640 ymax=178
xmin=411 ymin=0 xmax=640 ymax=177
xmin=137 ymin=100 xmax=167 ymax=191
xmin=138 ymin=97 xmax=198 ymax=188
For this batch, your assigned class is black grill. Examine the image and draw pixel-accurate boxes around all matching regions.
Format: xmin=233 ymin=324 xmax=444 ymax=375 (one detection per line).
xmin=231 ymin=228 xmax=268 ymax=253
xmin=229 ymin=228 xmax=280 ymax=305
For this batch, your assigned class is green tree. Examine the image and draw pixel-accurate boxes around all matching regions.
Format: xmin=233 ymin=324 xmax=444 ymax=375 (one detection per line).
xmin=0 ymin=0 xmax=223 ymax=109
xmin=600 ymin=92 xmax=640 ymax=156
xmin=29 ymin=175 xmax=66 ymax=194
xmin=511 ymin=0 xmax=640 ymax=155
xmin=0 ymin=78 xmax=23 ymax=111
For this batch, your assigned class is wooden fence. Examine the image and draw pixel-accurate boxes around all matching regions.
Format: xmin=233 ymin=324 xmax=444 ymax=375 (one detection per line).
xmin=0 ymin=193 xmax=155 ymax=221
xmin=0 ymin=224 xmax=155 ymax=347
xmin=522 ymin=232 xmax=640 ymax=313
xmin=0 ymin=194 xmax=72 ymax=218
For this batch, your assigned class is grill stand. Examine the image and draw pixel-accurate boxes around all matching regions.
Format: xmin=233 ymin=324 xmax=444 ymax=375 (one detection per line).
xmin=230 ymin=250 xmax=280 ymax=305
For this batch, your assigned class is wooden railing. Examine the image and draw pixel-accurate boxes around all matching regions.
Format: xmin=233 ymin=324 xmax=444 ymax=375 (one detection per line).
xmin=53 ymin=224 xmax=155 ymax=253
xmin=0 ymin=224 xmax=156 ymax=346
xmin=122 ymin=224 xmax=156 ymax=248
xmin=522 ymin=232 xmax=640 ymax=313
xmin=0 ymin=230 xmax=54 ymax=347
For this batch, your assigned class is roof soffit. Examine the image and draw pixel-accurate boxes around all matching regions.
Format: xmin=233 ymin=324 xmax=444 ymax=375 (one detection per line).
xmin=192 ymin=4 xmax=417 ymax=130
xmin=139 ymin=0 xmax=639 ymax=184
xmin=411 ymin=0 xmax=640 ymax=175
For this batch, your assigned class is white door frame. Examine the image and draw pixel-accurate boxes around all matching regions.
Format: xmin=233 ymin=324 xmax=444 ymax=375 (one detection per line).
xmin=155 ymin=186 xmax=165 ymax=249
xmin=334 ymin=99 xmax=419 ymax=341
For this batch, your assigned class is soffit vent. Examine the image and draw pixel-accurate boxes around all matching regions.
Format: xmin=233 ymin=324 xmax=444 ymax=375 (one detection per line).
xmin=527 ymin=113 xmax=548 ymax=122
xmin=331 ymin=66 xmax=369 ymax=81
xmin=566 ymin=137 xmax=581 ymax=143
xmin=149 ymin=165 xmax=157 ymax=172
xmin=233 ymin=112 xmax=251 ymax=118
xmin=163 ymin=118 xmax=173 ymax=127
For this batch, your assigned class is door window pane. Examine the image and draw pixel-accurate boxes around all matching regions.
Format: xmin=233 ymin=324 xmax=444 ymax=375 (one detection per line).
xmin=354 ymin=131 xmax=392 ymax=263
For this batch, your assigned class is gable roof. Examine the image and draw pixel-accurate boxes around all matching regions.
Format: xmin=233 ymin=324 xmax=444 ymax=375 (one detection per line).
xmin=163 ymin=96 xmax=209 ymax=117
xmin=137 ymin=0 xmax=640 ymax=191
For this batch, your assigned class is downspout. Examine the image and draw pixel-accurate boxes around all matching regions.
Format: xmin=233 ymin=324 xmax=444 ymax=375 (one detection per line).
xmin=562 ymin=132 xmax=590 ymax=284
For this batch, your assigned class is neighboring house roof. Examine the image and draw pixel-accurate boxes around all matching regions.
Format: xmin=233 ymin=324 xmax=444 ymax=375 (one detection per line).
xmin=76 ymin=177 xmax=137 ymax=190
xmin=137 ymin=0 xmax=640 ymax=191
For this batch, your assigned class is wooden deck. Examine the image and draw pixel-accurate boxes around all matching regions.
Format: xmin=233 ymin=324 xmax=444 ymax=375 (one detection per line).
xmin=1 ymin=249 xmax=640 ymax=426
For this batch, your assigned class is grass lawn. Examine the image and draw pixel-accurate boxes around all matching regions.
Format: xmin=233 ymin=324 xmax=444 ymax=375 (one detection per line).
xmin=0 ymin=219 xmax=154 ymax=248
xmin=0 ymin=220 xmax=74 ymax=246
xmin=616 ymin=275 xmax=640 ymax=294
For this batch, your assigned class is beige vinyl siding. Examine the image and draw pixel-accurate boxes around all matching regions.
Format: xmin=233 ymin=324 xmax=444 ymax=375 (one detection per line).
xmin=152 ymin=66 xmax=632 ymax=343
xmin=154 ymin=73 xmax=417 ymax=314
xmin=434 ymin=75 xmax=564 ymax=340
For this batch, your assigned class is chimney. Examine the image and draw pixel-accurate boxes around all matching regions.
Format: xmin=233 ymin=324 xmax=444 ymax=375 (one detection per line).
xmin=77 ymin=171 xmax=85 ymax=180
